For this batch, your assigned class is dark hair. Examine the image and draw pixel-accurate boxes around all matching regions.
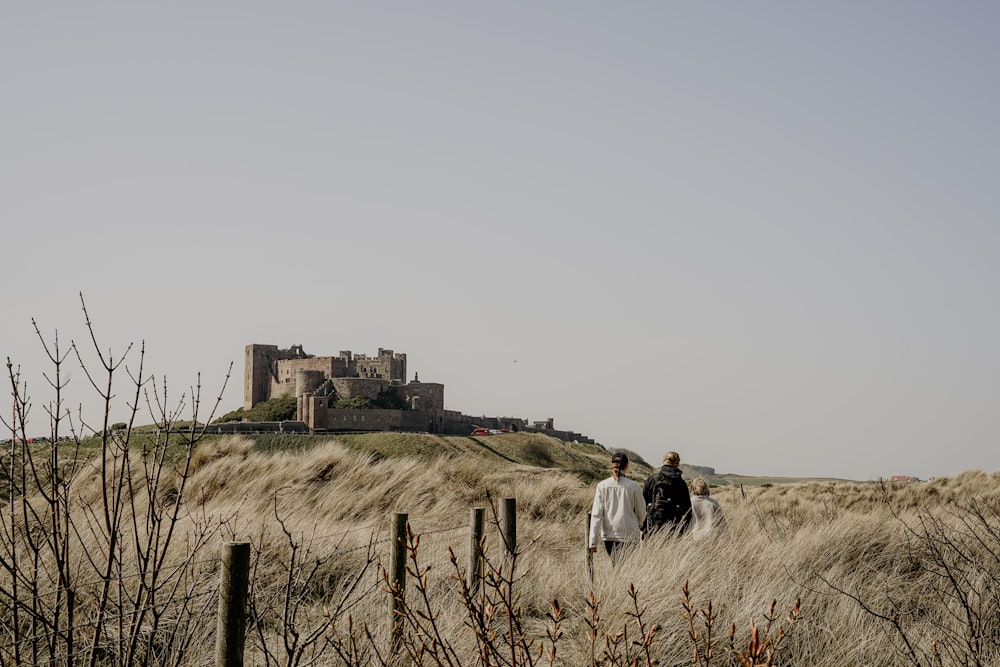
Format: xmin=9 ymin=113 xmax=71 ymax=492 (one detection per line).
xmin=611 ymin=452 xmax=629 ymax=468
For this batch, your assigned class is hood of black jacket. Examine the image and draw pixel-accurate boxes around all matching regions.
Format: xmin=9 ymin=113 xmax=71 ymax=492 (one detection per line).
xmin=658 ymin=465 xmax=683 ymax=480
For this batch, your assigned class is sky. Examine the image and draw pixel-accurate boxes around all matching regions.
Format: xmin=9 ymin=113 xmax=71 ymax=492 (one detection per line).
xmin=3 ymin=3 xmax=999 ymax=481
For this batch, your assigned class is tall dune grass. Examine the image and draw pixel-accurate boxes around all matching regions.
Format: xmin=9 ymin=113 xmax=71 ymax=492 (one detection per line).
xmin=121 ymin=436 xmax=999 ymax=665
xmin=5 ymin=420 xmax=1000 ymax=666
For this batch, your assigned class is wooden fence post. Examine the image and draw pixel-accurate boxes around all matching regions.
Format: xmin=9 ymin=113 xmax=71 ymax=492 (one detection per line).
xmin=586 ymin=513 xmax=594 ymax=584
xmin=501 ymin=497 xmax=517 ymax=569
xmin=468 ymin=507 xmax=485 ymax=594
xmin=216 ymin=542 xmax=250 ymax=667
xmin=389 ymin=512 xmax=408 ymax=651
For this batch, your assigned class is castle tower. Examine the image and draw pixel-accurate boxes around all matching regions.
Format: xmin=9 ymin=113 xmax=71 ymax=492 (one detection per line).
xmin=245 ymin=344 xmax=279 ymax=410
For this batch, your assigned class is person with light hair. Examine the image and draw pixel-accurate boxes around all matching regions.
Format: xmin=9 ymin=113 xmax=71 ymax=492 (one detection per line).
xmin=589 ymin=452 xmax=646 ymax=565
xmin=689 ymin=477 xmax=725 ymax=537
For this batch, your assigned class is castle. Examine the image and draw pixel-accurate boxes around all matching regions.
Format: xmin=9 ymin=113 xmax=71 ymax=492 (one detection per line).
xmin=242 ymin=343 xmax=594 ymax=443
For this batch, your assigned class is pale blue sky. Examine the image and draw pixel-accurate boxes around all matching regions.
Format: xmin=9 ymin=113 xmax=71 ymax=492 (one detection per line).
xmin=4 ymin=3 xmax=999 ymax=480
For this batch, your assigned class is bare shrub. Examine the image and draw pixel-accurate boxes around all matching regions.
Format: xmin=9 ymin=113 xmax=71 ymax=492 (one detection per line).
xmin=0 ymin=296 xmax=233 ymax=666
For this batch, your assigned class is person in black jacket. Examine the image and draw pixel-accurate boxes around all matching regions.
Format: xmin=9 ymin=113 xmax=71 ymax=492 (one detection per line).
xmin=642 ymin=451 xmax=693 ymax=536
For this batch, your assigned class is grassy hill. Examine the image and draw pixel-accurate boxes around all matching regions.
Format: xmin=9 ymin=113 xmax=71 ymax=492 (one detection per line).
xmin=8 ymin=424 xmax=1000 ymax=665
xmin=246 ymin=431 xmax=614 ymax=482
xmin=213 ymin=429 xmax=862 ymax=487
xmin=72 ymin=413 xmax=868 ymax=487
xmin=74 ymin=426 xmax=865 ymax=487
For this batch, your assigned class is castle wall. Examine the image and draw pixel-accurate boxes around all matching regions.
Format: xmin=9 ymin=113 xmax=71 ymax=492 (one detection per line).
xmin=309 ymin=407 xmax=527 ymax=435
xmin=268 ymin=380 xmax=295 ymax=401
xmin=321 ymin=408 xmax=404 ymax=431
xmin=316 ymin=408 xmax=451 ymax=432
xmin=331 ymin=378 xmax=389 ymax=401
xmin=276 ymin=357 xmax=346 ymax=387
xmin=524 ymin=426 xmax=595 ymax=445
xmin=398 ymin=382 xmax=444 ymax=411
xmin=204 ymin=420 xmax=309 ymax=434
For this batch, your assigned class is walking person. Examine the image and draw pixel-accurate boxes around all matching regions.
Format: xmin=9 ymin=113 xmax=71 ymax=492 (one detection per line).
xmin=689 ymin=477 xmax=725 ymax=538
xmin=589 ymin=452 xmax=646 ymax=565
xmin=643 ymin=451 xmax=692 ymax=536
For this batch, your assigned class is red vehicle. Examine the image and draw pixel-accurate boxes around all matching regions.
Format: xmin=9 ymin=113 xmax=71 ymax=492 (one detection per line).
xmin=470 ymin=427 xmax=509 ymax=436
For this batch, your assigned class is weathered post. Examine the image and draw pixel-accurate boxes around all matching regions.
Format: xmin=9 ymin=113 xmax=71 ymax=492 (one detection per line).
xmin=586 ymin=513 xmax=594 ymax=584
xmin=501 ymin=497 xmax=517 ymax=570
xmin=467 ymin=507 xmax=485 ymax=594
xmin=216 ymin=542 xmax=251 ymax=667
xmin=389 ymin=512 xmax=408 ymax=651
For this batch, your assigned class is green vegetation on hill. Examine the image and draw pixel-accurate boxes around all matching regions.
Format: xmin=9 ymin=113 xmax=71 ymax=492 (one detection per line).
xmin=215 ymin=395 xmax=297 ymax=423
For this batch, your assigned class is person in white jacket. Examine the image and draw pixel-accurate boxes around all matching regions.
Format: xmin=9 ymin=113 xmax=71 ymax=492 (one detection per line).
xmin=589 ymin=452 xmax=647 ymax=565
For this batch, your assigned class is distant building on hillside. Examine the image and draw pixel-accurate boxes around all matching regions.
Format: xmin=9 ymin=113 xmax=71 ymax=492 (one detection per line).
xmin=888 ymin=475 xmax=921 ymax=483
xmin=242 ymin=343 xmax=596 ymax=443
xmin=245 ymin=344 xmax=408 ymax=409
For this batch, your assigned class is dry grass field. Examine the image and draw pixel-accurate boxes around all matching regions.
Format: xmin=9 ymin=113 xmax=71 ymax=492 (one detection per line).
xmin=5 ymin=425 xmax=997 ymax=666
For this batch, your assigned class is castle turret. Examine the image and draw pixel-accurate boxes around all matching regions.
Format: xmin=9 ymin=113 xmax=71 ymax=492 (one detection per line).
xmin=295 ymin=369 xmax=324 ymax=397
